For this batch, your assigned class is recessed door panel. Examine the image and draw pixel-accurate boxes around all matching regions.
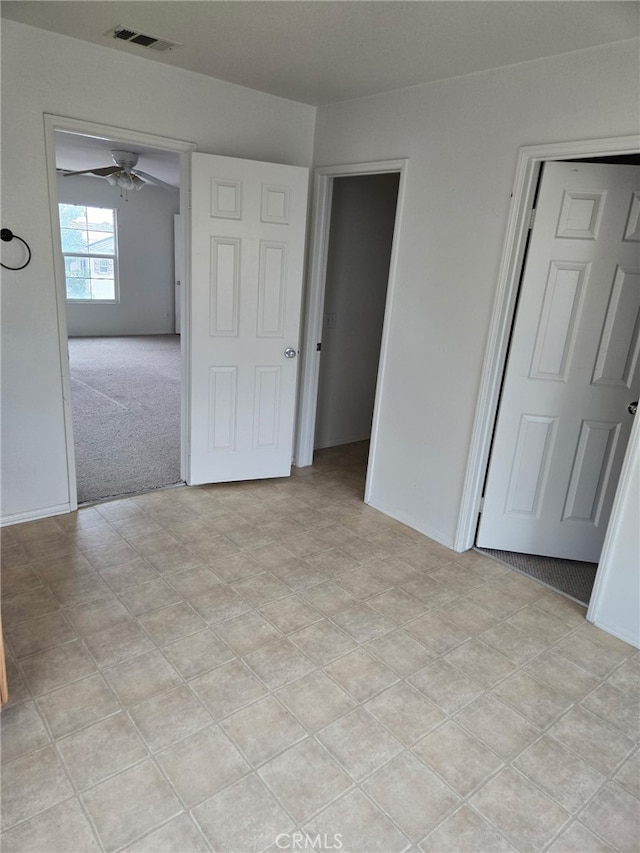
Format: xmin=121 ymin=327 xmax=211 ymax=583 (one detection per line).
xmin=506 ymin=415 xmax=557 ymax=516
xmin=623 ymin=192 xmax=640 ymax=241
xmin=261 ymin=185 xmax=290 ymax=224
xmin=209 ymin=238 xmax=240 ymax=336
xmin=556 ymin=190 xmax=605 ymax=239
xmin=563 ymin=420 xmax=620 ymax=525
xmin=208 ymin=367 xmax=237 ymax=451
xmin=211 ymin=178 xmax=243 ymax=220
xmin=257 ymin=242 xmax=286 ymax=337
xmin=592 ymin=266 xmax=640 ymax=388
xmin=253 ymin=366 xmax=281 ymax=448
xmin=530 ymin=262 xmax=587 ymax=381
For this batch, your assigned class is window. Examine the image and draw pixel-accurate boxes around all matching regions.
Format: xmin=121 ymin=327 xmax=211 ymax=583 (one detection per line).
xmin=59 ymin=204 xmax=119 ymax=301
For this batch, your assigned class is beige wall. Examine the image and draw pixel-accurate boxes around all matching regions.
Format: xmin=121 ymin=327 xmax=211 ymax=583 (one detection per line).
xmin=1 ymin=20 xmax=315 ymax=522
xmin=2 ymin=18 xmax=638 ymax=546
xmin=312 ymin=39 xmax=640 ymax=545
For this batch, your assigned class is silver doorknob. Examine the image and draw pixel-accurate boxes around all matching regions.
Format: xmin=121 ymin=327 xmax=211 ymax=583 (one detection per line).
xmin=628 ymin=401 xmax=638 ymax=415
xmin=284 ymin=347 xmax=297 ymax=359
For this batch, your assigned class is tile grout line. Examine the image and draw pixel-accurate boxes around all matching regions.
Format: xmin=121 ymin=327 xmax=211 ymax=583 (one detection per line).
xmin=2 ymin=450 xmax=637 ymax=853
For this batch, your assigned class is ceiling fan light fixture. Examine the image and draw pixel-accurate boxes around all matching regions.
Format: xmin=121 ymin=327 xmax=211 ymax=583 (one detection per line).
xmin=58 ymin=148 xmax=177 ymax=193
xmin=116 ymin=172 xmax=135 ymax=190
xmin=111 ymin=150 xmax=139 ymax=171
xmin=104 ymin=170 xmax=134 ymax=190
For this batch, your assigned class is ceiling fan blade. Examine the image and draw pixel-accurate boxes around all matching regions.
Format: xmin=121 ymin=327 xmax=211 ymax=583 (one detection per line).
xmin=60 ymin=166 xmax=119 ymax=177
xmin=132 ymin=169 xmax=178 ymax=192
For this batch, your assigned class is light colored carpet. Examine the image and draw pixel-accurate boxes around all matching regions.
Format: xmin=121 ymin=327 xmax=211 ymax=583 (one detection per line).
xmin=476 ymin=547 xmax=597 ymax=605
xmin=69 ymin=335 xmax=182 ymax=503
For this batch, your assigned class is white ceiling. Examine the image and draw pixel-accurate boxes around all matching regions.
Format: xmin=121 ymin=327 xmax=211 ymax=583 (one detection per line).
xmin=3 ymin=1 xmax=638 ymax=106
xmin=12 ymin=1 xmax=638 ymax=182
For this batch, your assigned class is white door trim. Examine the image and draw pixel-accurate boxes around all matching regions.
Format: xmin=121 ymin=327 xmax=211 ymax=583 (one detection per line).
xmin=43 ymin=114 xmax=196 ymax=509
xmin=587 ymin=412 xmax=639 ymax=645
xmin=295 ymin=159 xmax=408 ymax=504
xmin=455 ymin=134 xmax=640 ymax=554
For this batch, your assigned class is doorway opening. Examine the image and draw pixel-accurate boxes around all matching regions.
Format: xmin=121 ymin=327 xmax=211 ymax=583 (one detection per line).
xmin=475 ymin=153 xmax=640 ymax=605
xmin=55 ymin=130 xmax=182 ymax=503
xmin=45 ymin=116 xmax=194 ymax=508
xmin=295 ymin=160 xmax=406 ymax=508
xmin=313 ymin=173 xmax=400 ymax=490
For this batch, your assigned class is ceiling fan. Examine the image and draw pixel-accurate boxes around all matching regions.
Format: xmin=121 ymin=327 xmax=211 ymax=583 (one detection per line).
xmin=58 ymin=150 xmax=177 ymax=193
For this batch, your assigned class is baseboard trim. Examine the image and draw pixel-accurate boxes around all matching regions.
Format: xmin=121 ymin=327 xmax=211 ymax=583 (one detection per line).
xmin=313 ymin=434 xmax=371 ymax=451
xmin=365 ymin=496 xmax=457 ymax=551
xmin=588 ymin=617 xmax=640 ymax=650
xmin=1 ymin=503 xmax=71 ymax=527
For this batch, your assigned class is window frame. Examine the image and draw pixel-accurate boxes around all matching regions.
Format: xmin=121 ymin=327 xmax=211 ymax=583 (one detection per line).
xmin=59 ymin=203 xmax=120 ymax=303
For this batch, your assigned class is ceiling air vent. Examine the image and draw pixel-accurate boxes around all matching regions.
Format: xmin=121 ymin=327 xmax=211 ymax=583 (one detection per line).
xmin=110 ymin=25 xmax=182 ymax=52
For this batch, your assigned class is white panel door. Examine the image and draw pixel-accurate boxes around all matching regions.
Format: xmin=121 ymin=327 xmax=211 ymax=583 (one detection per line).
xmin=189 ymin=153 xmax=308 ymax=485
xmin=478 ymin=162 xmax=640 ymax=561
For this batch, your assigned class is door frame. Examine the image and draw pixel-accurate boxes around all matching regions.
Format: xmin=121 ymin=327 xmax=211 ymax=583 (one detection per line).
xmin=43 ymin=114 xmax=195 ymax=509
xmin=174 ymin=213 xmax=183 ymax=335
xmin=295 ymin=158 xmax=408 ymax=503
xmin=455 ymin=133 xmax=640 ymax=554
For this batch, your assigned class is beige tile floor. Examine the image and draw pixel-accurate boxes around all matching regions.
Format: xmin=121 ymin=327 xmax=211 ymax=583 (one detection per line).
xmin=1 ymin=442 xmax=639 ymax=853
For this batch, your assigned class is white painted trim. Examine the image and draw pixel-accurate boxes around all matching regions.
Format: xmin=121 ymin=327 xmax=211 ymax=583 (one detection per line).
xmin=585 ymin=619 xmax=639 ymax=649
xmin=43 ymin=114 xmax=196 ymax=504
xmin=294 ymin=159 xmax=408 ymax=487
xmin=367 ymin=497 xmax=455 ymax=550
xmin=178 ymin=153 xmax=193 ymax=482
xmin=314 ymin=433 xmax=373 ymax=451
xmin=455 ymin=134 xmax=640 ymax=553
xmin=1 ymin=504 xmax=72 ymax=527
xmin=587 ymin=413 xmax=640 ymax=646
xmin=44 ymin=116 xmax=196 ymax=158
xmin=365 ymin=162 xmax=409 ymax=506
xmin=316 ymin=160 xmax=409 ymax=179
xmin=44 ymin=117 xmax=78 ymax=512
xmin=294 ymin=172 xmax=334 ymax=466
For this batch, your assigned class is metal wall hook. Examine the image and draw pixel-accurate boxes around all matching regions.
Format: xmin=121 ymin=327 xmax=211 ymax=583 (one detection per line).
xmin=1 ymin=229 xmax=32 ymax=270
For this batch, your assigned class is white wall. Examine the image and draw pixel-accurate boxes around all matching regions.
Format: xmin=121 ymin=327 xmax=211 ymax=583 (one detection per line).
xmin=0 ymin=20 xmax=315 ymax=523
xmin=315 ymin=174 xmax=399 ymax=449
xmin=58 ymin=175 xmax=179 ymax=336
xmin=313 ymin=39 xmax=640 ymax=546
xmin=588 ymin=417 xmax=640 ymax=649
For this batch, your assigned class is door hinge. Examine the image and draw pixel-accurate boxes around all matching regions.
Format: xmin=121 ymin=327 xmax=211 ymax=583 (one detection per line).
xmin=316 ymin=342 xmax=322 ymax=352
xmin=528 ymin=208 xmax=536 ymax=230
xmin=478 ymin=496 xmax=485 ymax=514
